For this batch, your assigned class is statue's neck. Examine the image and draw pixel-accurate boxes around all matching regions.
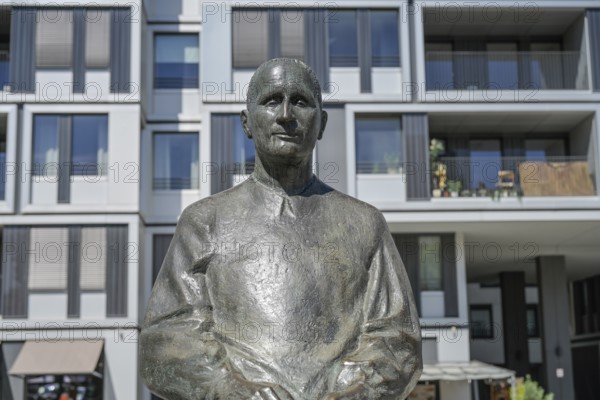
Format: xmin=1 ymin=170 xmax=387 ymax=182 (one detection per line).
xmin=252 ymin=156 xmax=314 ymax=195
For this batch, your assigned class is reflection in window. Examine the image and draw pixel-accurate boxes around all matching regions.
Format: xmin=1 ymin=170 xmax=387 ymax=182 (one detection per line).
xmin=470 ymin=305 xmax=494 ymax=339
xmin=154 ymin=34 xmax=199 ymax=89
xmin=530 ymin=42 xmax=563 ymax=90
xmin=419 ymin=236 xmax=442 ymax=291
xmin=71 ymin=116 xmax=108 ymax=176
xmin=153 ymin=133 xmax=199 ymax=190
xmin=329 ymin=11 xmax=358 ymax=67
xmin=33 ymin=116 xmax=59 ymax=176
xmin=469 ymin=139 xmax=502 ymax=190
xmin=355 ymin=117 xmax=402 ymax=174
xmin=370 ymin=11 xmax=399 ymax=67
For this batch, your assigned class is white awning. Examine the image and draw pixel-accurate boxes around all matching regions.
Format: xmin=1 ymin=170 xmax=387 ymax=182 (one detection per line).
xmin=9 ymin=340 xmax=104 ymax=376
xmin=420 ymin=361 xmax=516 ymax=382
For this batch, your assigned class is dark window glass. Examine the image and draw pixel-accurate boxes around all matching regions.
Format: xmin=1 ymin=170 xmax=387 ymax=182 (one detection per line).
xmin=469 ymin=139 xmax=502 ymax=190
xmin=154 ymin=34 xmax=199 ymax=89
xmin=329 ymin=10 xmax=358 ymax=67
xmin=425 ymin=43 xmax=454 ymax=90
xmin=355 ymin=117 xmax=402 ymax=174
xmin=470 ymin=305 xmax=494 ymax=339
xmin=153 ymin=133 xmax=199 ymax=190
xmin=71 ymin=115 xmax=108 ymax=176
xmin=0 ymin=118 xmax=6 ymax=200
xmin=370 ymin=11 xmax=400 ymax=67
xmin=527 ymin=304 xmax=540 ymax=338
xmin=419 ymin=236 xmax=442 ymax=291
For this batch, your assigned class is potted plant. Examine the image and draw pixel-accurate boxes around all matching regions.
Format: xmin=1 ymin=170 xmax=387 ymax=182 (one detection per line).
xmin=384 ymin=153 xmax=401 ymax=174
xmin=447 ymin=180 xmax=461 ymax=197
xmin=430 ymin=139 xmax=445 ymax=197
xmin=512 ymin=375 xmax=553 ymax=400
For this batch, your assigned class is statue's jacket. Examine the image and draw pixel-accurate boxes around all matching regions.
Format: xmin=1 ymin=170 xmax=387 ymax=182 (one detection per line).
xmin=140 ymin=175 xmax=422 ymax=400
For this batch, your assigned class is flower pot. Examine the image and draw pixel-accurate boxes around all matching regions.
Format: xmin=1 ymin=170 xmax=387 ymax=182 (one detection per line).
xmin=432 ymin=189 xmax=442 ymax=198
xmin=450 ymin=191 xmax=458 ymax=198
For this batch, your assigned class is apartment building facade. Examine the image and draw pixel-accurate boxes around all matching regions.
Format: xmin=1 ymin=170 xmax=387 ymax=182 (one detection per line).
xmin=0 ymin=0 xmax=599 ymax=399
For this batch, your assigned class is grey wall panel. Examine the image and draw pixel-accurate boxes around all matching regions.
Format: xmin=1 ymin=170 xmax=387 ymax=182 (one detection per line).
xmin=403 ymin=114 xmax=431 ymax=201
xmin=9 ymin=8 xmax=36 ymax=93
xmin=58 ymin=116 xmax=72 ymax=204
xmin=588 ymin=10 xmax=600 ymax=91
xmin=268 ymin=9 xmax=281 ymax=60
xmin=304 ymin=9 xmax=330 ymax=91
xmin=393 ymin=234 xmax=421 ymax=315
xmin=317 ymin=106 xmax=347 ymax=193
xmin=357 ymin=10 xmax=372 ymax=93
xmin=537 ymin=256 xmax=575 ymax=400
xmin=67 ymin=226 xmax=82 ymax=318
xmin=210 ymin=114 xmax=235 ymax=194
xmin=110 ymin=8 xmax=131 ymax=93
xmin=1 ymin=227 xmax=30 ymax=318
xmin=73 ymin=9 xmax=86 ymax=93
xmin=106 ymin=226 xmax=128 ymax=317
xmin=442 ymin=234 xmax=458 ymax=318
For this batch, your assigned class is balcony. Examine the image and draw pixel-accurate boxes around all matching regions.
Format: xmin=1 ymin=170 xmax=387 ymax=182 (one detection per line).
xmin=431 ymin=156 xmax=596 ymax=199
xmin=426 ymin=51 xmax=588 ymax=91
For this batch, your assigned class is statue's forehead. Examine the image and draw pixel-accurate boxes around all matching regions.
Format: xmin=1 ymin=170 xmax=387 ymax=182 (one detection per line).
xmin=254 ymin=64 xmax=313 ymax=95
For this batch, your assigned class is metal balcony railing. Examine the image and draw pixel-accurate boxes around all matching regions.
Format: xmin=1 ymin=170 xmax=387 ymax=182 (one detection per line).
xmin=432 ymin=156 xmax=596 ymax=198
xmin=425 ymin=51 xmax=588 ymax=91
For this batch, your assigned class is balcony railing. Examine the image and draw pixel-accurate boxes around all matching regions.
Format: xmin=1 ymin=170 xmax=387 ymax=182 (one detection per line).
xmin=0 ymin=51 xmax=9 ymax=91
xmin=432 ymin=156 xmax=596 ymax=198
xmin=425 ymin=51 xmax=588 ymax=91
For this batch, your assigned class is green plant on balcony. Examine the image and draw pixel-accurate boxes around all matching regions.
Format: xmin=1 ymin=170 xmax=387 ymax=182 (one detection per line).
xmin=384 ymin=153 xmax=401 ymax=174
xmin=430 ymin=139 xmax=446 ymax=196
xmin=447 ymin=180 xmax=462 ymax=197
xmin=511 ymin=375 xmax=553 ymax=400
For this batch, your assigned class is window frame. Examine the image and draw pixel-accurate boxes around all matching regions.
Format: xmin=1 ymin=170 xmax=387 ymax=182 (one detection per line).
xmin=152 ymin=131 xmax=200 ymax=191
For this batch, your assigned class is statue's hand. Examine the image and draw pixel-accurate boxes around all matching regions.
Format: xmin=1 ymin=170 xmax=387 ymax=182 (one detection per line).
xmin=328 ymin=357 xmax=400 ymax=396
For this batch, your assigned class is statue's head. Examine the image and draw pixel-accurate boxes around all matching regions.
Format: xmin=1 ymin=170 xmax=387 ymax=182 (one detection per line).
xmin=241 ymin=58 xmax=328 ymax=164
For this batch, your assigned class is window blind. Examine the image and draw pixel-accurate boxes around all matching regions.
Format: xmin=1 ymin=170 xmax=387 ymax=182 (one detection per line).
xmin=280 ymin=11 xmax=304 ymax=60
xmin=233 ymin=9 xmax=268 ymax=68
xmin=28 ymin=228 xmax=69 ymax=290
xmin=80 ymin=227 xmax=107 ymax=290
xmin=85 ymin=9 xmax=111 ymax=68
xmin=36 ymin=10 xmax=73 ymax=68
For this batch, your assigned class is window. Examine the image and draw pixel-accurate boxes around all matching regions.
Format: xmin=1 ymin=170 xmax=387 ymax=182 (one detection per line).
xmin=329 ymin=10 xmax=358 ymax=67
xmin=233 ymin=9 xmax=268 ymax=68
xmin=71 ymin=116 xmax=108 ymax=176
xmin=487 ymin=42 xmax=518 ymax=89
xmin=280 ymin=10 xmax=304 ymax=61
xmin=85 ymin=9 xmax=111 ymax=68
xmin=32 ymin=115 xmax=108 ymax=177
xmin=28 ymin=228 xmax=69 ymax=291
xmin=419 ymin=236 xmax=442 ymax=291
xmin=527 ymin=304 xmax=540 ymax=338
xmin=154 ymin=34 xmax=200 ymax=89
xmin=469 ymin=139 xmax=501 ymax=190
xmin=370 ymin=11 xmax=399 ymax=67
xmin=425 ymin=43 xmax=454 ymax=90
xmin=470 ymin=305 xmax=494 ymax=339
xmin=153 ymin=133 xmax=199 ymax=190
xmin=530 ymin=42 xmax=563 ymax=89
xmin=234 ymin=122 xmax=255 ymax=174
xmin=80 ymin=227 xmax=107 ymax=291
xmin=36 ymin=9 xmax=73 ymax=68
xmin=355 ymin=117 xmax=402 ymax=174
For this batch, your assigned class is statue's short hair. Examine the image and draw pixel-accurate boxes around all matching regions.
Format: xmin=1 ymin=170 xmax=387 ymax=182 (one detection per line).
xmin=246 ymin=58 xmax=323 ymax=110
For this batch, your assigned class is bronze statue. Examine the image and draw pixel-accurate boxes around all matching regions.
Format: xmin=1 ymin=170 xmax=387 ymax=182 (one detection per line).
xmin=140 ymin=58 xmax=422 ymax=400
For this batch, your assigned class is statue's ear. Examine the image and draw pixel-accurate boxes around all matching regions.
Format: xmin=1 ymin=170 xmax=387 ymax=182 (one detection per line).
xmin=240 ymin=110 xmax=252 ymax=139
xmin=318 ymin=110 xmax=328 ymax=140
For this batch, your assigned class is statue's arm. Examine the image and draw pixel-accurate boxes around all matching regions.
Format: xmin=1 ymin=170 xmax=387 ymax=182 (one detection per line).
xmin=139 ymin=207 xmax=290 ymax=400
xmin=325 ymin=221 xmax=422 ymax=400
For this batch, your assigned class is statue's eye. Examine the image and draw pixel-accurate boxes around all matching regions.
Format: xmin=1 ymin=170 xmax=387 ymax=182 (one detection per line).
xmin=294 ymin=97 xmax=308 ymax=107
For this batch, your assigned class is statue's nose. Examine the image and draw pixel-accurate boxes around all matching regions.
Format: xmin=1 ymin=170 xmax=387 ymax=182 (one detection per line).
xmin=276 ymin=98 xmax=294 ymax=124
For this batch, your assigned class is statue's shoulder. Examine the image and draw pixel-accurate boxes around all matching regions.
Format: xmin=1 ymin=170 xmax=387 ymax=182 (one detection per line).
xmin=177 ymin=181 xmax=248 ymax=225
xmin=316 ymin=179 xmax=387 ymax=229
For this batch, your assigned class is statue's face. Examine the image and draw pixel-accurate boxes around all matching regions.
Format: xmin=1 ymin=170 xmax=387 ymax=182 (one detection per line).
xmin=242 ymin=63 xmax=326 ymax=163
